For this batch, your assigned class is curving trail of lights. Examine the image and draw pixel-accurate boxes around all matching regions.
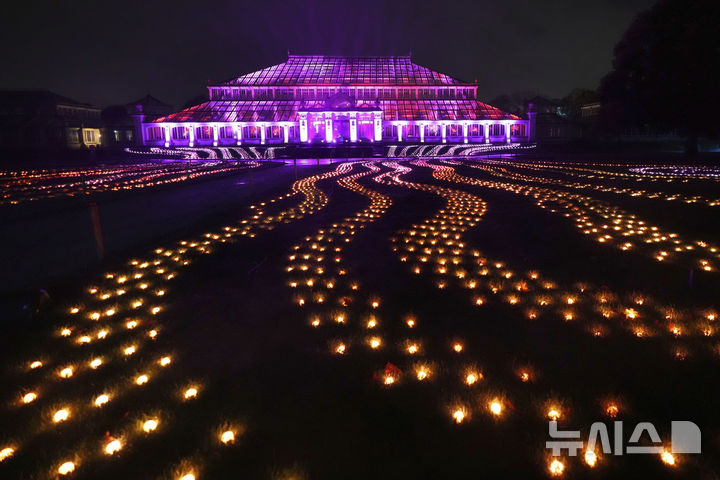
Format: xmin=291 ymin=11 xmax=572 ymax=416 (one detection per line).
xmin=486 ymin=158 xmax=720 ymax=183
xmin=2 ymin=156 xmax=719 ymax=478
xmin=470 ymin=159 xmax=720 ymax=207
xmin=286 ymin=161 xmax=394 ymax=361
xmin=0 ymin=161 xmax=262 ymax=206
xmin=363 ymin=159 xmax=717 ymax=474
xmin=432 ymin=158 xmax=720 ymax=272
xmin=0 ymin=162 xmax=356 ymax=479
xmin=410 ymin=158 xmax=718 ymax=342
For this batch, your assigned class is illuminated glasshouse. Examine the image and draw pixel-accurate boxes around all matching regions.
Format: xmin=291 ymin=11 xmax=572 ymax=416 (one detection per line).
xmin=142 ymin=55 xmax=531 ymax=147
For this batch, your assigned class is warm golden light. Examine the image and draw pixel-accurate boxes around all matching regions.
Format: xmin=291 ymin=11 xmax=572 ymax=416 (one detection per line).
xmin=90 ymin=358 xmax=103 ymax=369
xmin=605 ymin=404 xmax=619 ymax=418
xmin=95 ymin=394 xmax=110 ymax=407
xmin=104 ymin=439 xmax=122 ymax=455
xmin=22 ymin=392 xmax=37 ymax=404
xmin=584 ymin=450 xmax=598 ymax=467
xmin=453 ymin=343 xmax=464 ymax=353
xmin=30 ymin=360 xmax=42 ymax=369
xmin=489 ymin=401 xmax=503 ymax=416
xmin=143 ymin=419 xmax=158 ymax=433
xmin=135 ymin=374 xmax=149 ymax=385
xmin=184 ymin=387 xmax=198 ymax=399
xmin=465 ymin=372 xmax=481 ymax=385
xmin=58 ymin=461 xmax=75 ymax=475
xmin=220 ymin=430 xmax=235 ymax=444
xmin=548 ymin=459 xmax=564 ymax=476
xmin=661 ymin=449 xmax=675 ymax=466
xmin=159 ymin=356 xmax=172 ymax=367
xmin=0 ymin=447 xmax=14 ymax=462
xmin=179 ymin=474 xmax=195 ymax=480
xmin=547 ymin=408 xmax=561 ymax=421
xmin=369 ymin=337 xmax=382 ymax=349
xmin=59 ymin=367 xmax=73 ymax=378
xmin=53 ymin=408 xmax=70 ymax=423
xmin=452 ymin=408 xmax=466 ymax=424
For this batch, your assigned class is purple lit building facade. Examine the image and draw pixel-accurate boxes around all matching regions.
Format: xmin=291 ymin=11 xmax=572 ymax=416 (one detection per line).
xmin=142 ymin=55 xmax=532 ymax=147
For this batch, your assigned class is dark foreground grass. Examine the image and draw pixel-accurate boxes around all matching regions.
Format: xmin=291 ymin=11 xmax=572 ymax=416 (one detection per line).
xmin=1 ymin=155 xmax=719 ymax=479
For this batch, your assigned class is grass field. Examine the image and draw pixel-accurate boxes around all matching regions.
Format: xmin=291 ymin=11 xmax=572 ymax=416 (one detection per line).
xmin=1 ymin=154 xmax=719 ymax=479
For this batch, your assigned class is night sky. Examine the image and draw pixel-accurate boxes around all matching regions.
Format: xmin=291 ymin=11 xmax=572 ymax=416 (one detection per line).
xmin=1 ymin=0 xmax=656 ymax=108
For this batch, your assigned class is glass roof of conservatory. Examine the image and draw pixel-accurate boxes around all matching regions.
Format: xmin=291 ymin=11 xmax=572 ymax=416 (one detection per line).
xmin=214 ymin=55 xmax=474 ymax=87
xmin=153 ymin=100 xmax=519 ymax=123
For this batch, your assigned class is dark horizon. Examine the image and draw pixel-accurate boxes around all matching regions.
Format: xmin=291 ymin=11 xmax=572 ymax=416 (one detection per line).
xmin=1 ymin=0 xmax=656 ymax=108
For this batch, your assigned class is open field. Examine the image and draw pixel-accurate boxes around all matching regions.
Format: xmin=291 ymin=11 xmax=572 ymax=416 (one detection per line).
xmin=1 ymin=153 xmax=719 ymax=479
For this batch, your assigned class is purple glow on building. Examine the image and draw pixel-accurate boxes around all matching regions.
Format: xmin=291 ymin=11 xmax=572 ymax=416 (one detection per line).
xmin=143 ymin=55 xmax=533 ymax=147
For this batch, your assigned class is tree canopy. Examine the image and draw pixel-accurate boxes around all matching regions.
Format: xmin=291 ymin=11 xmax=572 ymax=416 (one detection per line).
xmin=599 ymin=0 xmax=720 ymax=150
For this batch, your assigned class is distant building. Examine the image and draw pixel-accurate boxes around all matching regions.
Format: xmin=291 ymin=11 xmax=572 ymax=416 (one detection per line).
xmin=534 ymin=112 xmax=582 ymax=143
xmin=103 ymin=95 xmax=173 ymax=147
xmin=0 ymin=91 xmax=103 ymax=149
xmin=580 ymin=102 xmax=601 ymax=121
xmin=144 ymin=55 xmax=531 ymax=146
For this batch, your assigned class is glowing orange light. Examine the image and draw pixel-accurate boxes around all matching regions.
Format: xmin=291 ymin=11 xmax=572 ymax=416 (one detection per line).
xmin=58 ymin=461 xmax=75 ymax=475
xmin=606 ymin=404 xmax=619 ymax=418
xmin=548 ymin=459 xmax=564 ymax=476
xmin=53 ymin=408 xmax=70 ymax=423
xmin=0 ymin=447 xmax=14 ymax=462
xmin=159 ymin=356 xmax=172 ymax=367
xmin=104 ymin=439 xmax=122 ymax=455
xmin=95 ymin=394 xmax=110 ymax=407
xmin=625 ymin=308 xmax=638 ymax=319
xmin=489 ymin=401 xmax=503 ymax=416
xmin=143 ymin=419 xmax=158 ymax=433
xmin=22 ymin=392 xmax=37 ymax=404
xmin=452 ymin=408 xmax=466 ymax=424
xmin=59 ymin=367 xmax=73 ymax=379
xmin=660 ymin=449 xmax=675 ymax=466
xmin=184 ymin=387 xmax=198 ymax=399
xmin=584 ymin=450 xmax=598 ymax=467
xmin=453 ymin=343 xmax=464 ymax=353
xmin=548 ymin=408 xmax=561 ymax=421
xmin=220 ymin=430 xmax=235 ymax=444
xmin=135 ymin=374 xmax=149 ymax=385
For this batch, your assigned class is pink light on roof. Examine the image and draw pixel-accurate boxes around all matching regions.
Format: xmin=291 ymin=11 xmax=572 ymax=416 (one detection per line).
xmin=213 ymin=55 xmax=473 ymax=87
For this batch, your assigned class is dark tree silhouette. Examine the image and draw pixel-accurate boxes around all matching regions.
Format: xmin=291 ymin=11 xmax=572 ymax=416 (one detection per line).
xmin=599 ymin=0 xmax=720 ymax=153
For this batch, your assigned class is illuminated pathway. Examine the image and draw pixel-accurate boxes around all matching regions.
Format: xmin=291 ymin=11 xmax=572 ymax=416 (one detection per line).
xmin=1 ymin=156 xmax=719 ymax=479
xmin=0 ymin=161 xmax=261 ymax=206
xmin=0 ymin=161 xmax=356 ymax=479
xmin=430 ymin=158 xmax=720 ymax=272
